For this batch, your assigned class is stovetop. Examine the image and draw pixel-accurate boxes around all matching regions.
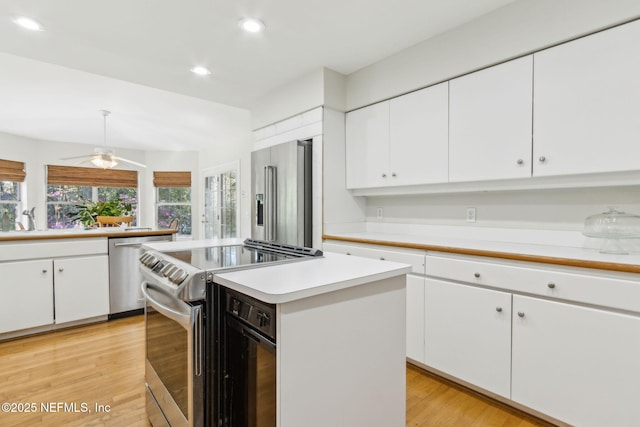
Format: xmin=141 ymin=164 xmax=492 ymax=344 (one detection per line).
xmin=139 ymin=239 xmax=323 ymax=302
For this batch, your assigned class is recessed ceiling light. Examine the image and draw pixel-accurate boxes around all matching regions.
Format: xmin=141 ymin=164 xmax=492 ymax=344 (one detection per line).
xmin=239 ymin=18 xmax=265 ymax=33
xmin=13 ymin=16 xmax=43 ymax=31
xmin=190 ymin=66 xmax=211 ymax=76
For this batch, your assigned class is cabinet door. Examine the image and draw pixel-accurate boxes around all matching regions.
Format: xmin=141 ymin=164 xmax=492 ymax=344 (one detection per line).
xmin=0 ymin=259 xmax=53 ymax=333
xmin=533 ymin=20 xmax=640 ymax=176
xmin=345 ymin=101 xmax=389 ymax=189
xmin=424 ymin=278 xmax=511 ymax=398
xmin=449 ymin=56 xmax=533 ymax=182
xmin=406 ymin=274 xmax=425 ymax=363
xmin=54 ymin=255 xmax=109 ymax=324
xmin=512 ymin=295 xmax=640 ymax=426
xmin=389 ymin=83 xmax=448 ymax=185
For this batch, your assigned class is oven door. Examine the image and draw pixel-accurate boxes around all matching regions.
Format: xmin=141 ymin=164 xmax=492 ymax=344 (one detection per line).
xmin=224 ymin=316 xmax=276 ymax=427
xmin=142 ymin=281 xmax=204 ymax=427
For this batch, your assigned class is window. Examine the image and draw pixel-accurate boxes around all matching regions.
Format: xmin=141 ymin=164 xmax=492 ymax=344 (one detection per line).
xmin=0 ymin=159 xmax=26 ymax=230
xmin=46 ymin=185 xmax=138 ymax=229
xmin=203 ymin=166 xmax=238 ymax=239
xmin=46 ymin=165 xmax=138 ymax=229
xmin=154 ymin=171 xmax=192 ymax=236
xmin=1 ymin=181 xmax=22 ymax=229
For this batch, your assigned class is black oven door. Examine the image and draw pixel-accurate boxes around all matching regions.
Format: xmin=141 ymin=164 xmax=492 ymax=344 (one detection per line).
xmin=142 ymin=282 xmax=204 ymax=427
xmin=223 ymin=316 xmax=276 ymax=427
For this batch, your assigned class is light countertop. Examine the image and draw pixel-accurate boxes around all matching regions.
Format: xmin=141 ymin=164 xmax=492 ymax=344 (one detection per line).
xmin=323 ymin=230 xmax=640 ymax=274
xmin=0 ymin=228 xmax=177 ymax=242
xmin=214 ymin=252 xmax=412 ymax=304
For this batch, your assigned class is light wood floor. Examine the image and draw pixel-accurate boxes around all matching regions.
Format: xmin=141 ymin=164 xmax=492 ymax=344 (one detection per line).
xmin=0 ymin=316 xmax=552 ymax=427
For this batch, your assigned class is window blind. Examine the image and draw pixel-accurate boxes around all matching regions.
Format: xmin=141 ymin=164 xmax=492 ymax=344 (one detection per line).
xmin=153 ymin=171 xmax=191 ymax=187
xmin=46 ymin=165 xmax=138 ymax=188
xmin=0 ymin=159 xmax=26 ymax=182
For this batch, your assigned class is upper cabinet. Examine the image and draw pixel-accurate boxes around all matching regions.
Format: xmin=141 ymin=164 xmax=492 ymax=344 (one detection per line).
xmin=346 ymin=83 xmax=448 ymax=189
xmin=449 ymin=56 xmax=533 ymax=182
xmin=533 ymin=20 xmax=640 ymax=177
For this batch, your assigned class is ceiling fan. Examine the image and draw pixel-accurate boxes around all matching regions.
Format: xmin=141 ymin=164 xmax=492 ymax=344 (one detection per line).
xmin=61 ymin=110 xmax=146 ymax=169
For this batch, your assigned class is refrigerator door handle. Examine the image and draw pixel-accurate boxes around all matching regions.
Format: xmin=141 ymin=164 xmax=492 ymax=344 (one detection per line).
xmin=264 ymin=165 xmax=277 ymax=241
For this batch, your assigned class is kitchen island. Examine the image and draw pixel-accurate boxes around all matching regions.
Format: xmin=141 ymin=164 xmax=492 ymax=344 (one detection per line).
xmin=216 ymin=252 xmax=412 ymax=427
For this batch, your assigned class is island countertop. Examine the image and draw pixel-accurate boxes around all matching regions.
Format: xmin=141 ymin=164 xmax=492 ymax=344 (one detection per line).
xmin=213 ymin=251 xmax=412 ymax=304
xmin=0 ymin=228 xmax=177 ymax=242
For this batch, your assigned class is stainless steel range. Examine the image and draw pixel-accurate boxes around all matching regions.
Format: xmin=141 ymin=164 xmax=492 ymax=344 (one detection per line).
xmin=139 ymin=238 xmax=322 ymax=427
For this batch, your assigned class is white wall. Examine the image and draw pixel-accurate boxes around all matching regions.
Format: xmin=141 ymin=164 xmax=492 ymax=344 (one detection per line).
xmin=0 ymin=132 xmax=146 ymax=230
xmin=346 ymin=0 xmax=640 ymax=109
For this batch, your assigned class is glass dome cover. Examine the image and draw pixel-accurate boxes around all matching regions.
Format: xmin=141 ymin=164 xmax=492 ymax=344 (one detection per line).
xmin=583 ymin=207 xmax=640 ymax=239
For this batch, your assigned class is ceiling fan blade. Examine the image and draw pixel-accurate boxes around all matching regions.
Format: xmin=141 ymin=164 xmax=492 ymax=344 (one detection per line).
xmin=60 ymin=154 xmax=96 ymax=160
xmin=112 ymin=156 xmax=147 ymax=168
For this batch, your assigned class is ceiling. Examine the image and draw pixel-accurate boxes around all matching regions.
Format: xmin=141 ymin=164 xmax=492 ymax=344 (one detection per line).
xmin=0 ymin=0 xmax=515 ymax=151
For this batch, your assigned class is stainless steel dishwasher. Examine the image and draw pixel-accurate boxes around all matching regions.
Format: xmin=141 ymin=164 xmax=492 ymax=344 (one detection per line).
xmin=108 ymin=234 xmax=173 ymax=319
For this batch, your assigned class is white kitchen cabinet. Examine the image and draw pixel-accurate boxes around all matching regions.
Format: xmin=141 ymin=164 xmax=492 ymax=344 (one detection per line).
xmin=449 ymin=55 xmax=533 ymax=182
xmin=512 ymin=295 xmax=640 ymax=427
xmin=388 ymin=83 xmax=448 ymax=186
xmin=345 ymin=101 xmax=389 ymax=189
xmin=0 ymin=259 xmax=54 ymax=333
xmin=54 ymin=255 xmax=110 ymax=324
xmin=345 ymin=83 xmax=448 ymax=189
xmin=424 ymin=277 xmax=511 ymax=398
xmin=406 ymin=274 xmax=425 ymax=363
xmin=533 ymin=20 xmax=640 ymax=177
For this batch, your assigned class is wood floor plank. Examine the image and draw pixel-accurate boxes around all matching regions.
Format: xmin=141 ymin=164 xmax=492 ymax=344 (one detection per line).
xmin=0 ymin=316 xmax=553 ymax=427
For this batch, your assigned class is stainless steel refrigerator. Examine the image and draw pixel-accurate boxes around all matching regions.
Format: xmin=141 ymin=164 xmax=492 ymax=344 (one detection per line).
xmin=251 ymin=139 xmax=312 ymax=247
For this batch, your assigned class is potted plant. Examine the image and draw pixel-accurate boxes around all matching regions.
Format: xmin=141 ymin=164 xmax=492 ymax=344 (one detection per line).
xmin=70 ymin=198 xmax=133 ymax=228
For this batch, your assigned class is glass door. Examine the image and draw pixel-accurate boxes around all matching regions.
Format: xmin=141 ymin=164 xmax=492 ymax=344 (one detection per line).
xmin=202 ymin=161 xmax=239 ymax=240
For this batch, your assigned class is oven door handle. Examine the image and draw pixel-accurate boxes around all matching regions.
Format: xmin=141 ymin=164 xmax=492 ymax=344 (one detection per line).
xmin=141 ymin=281 xmax=192 ymax=329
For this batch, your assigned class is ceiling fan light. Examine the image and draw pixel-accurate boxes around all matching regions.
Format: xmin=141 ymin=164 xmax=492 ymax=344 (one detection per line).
xmin=91 ymin=156 xmax=118 ymax=169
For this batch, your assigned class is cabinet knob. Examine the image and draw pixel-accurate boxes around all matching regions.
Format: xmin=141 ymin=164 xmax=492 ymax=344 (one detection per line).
xmin=517 ymin=312 xmax=525 ymax=318
xmin=391 ymin=172 xmax=397 ymax=177
xmin=517 ymin=159 xmax=524 ymax=165
xmin=42 ymin=269 xmax=48 ymax=273
xmin=474 ymin=272 xmax=480 ymax=278
xmin=58 ymin=268 xmax=64 ymax=273
xmin=379 ymin=257 xmax=385 ymax=261
xmin=346 ymin=252 xmax=351 ymax=256
xmin=381 ymin=173 xmax=387 ymax=178
xmin=547 ymin=282 xmax=556 ymax=289
xmin=539 ymin=156 xmax=546 ymax=163
xmin=496 ymin=307 xmax=502 ymax=313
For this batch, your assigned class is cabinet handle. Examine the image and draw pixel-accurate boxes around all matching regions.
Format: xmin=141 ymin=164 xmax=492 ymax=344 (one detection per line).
xmin=381 ymin=173 xmax=387 ymax=178
xmin=517 ymin=159 xmax=524 ymax=165
xmin=346 ymin=252 xmax=351 ymax=256
xmin=496 ymin=307 xmax=502 ymax=313
xmin=391 ymin=172 xmax=397 ymax=177
xmin=42 ymin=269 xmax=48 ymax=273
xmin=58 ymin=268 xmax=64 ymax=273
xmin=474 ymin=272 xmax=480 ymax=278
xmin=517 ymin=312 xmax=525 ymax=318
xmin=539 ymin=156 xmax=546 ymax=163
xmin=379 ymin=257 xmax=385 ymax=261
xmin=547 ymin=282 xmax=556 ymax=289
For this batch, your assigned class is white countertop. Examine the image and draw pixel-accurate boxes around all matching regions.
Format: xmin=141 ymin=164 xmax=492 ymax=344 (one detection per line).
xmin=142 ymin=237 xmax=245 ymax=251
xmin=324 ymin=228 xmax=640 ymax=270
xmin=214 ymin=252 xmax=412 ymax=304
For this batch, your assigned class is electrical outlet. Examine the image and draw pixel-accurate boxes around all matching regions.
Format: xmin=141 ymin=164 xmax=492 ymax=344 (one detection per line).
xmin=466 ymin=207 xmax=476 ymax=223
xmin=377 ymin=207 xmax=383 ymax=219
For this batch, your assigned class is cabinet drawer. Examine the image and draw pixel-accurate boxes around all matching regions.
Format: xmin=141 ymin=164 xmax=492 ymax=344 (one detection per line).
xmin=426 ymin=254 xmax=640 ymax=313
xmin=323 ymin=242 xmax=425 ymax=275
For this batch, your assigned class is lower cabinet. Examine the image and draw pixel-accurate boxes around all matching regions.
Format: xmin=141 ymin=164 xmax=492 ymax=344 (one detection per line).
xmin=0 ymin=259 xmax=54 ymax=333
xmin=54 ymin=255 xmax=110 ymax=324
xmin=0 ymin=254 xmax=109 ymax=336
xmin=406 ymin=274 xmax=425 ymax=363
xmin=424 ymin=278 xmax=511 ymax=398
xmin=512 ymin=295 xmax=640 ymax=427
